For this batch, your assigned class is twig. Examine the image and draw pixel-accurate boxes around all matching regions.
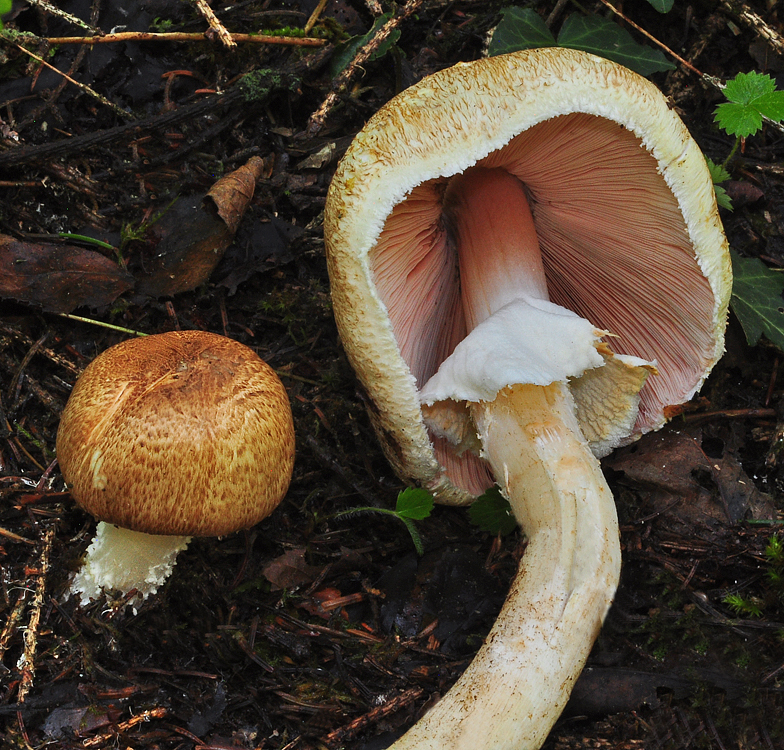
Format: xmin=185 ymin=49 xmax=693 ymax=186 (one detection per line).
xmin=324 ymin=687 xmax=425 ymax=748
xmin=0 ymin=71 xmax=297 ymax=168
xmin=545 ymin=0 xmax=570 ymax=27
xmin=0 ymin=592 xmax=28 ymax=665
xmin=304 ymin=0 xmax=329 ymax=34
xmin=191 ymin=0 xmax=236 ymax=49
xmin=17 ymin=528 xmax=54 ymax=703
xmin=596 ymin=0 xmax=704 ymax=77
xmin=13 ymin=43 xmax=131 ymax=120
xmin=306 ymin=0 xmax=425 ymax=136
xmin=596 ymin=0 xmax=784 ymax=136
xmin=721 ymin=0 xmax=784 ymax=58
xmin=80 ymin=707 xmax=168 ymax=747
xmin=44 ymin=31 xmax=326 ymax=47
xmin=27 ymin=0 xmax=100 ymax=34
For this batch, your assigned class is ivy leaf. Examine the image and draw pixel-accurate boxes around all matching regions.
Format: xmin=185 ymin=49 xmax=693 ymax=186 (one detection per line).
xmin=645 ymin=0 xmax=674 ymax=10
xmin=715 ymin=72 xmax=784 ymax=137
xmin=468 ymin=487 xmax=517 ymax=536
xmin=395 ymin=487 xmax=434 ymax=520
xmin=730 ymin=250 xmax=784 ymax=350
xmin=488 ymin=7 xmax=556 ymax=57
xmin=557 ymin=15 xmax=675 ymax=76
xmin=489 ymin=10 xmax=673 ymax=77
xmin=328 ymin=14 xmax=399 ymax=77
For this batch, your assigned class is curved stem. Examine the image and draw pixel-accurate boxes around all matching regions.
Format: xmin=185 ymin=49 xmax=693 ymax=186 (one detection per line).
xmin=389 ymin=383 xmax=620 ymax=750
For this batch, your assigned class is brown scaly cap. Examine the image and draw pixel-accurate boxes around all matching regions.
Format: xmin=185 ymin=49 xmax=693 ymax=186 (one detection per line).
xmin=57 ymin=330 xmax=295 ymax=536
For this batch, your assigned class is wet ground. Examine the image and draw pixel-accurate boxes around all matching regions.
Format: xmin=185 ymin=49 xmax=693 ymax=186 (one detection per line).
xmin=0 ymin=1 xmax=783 ymax=748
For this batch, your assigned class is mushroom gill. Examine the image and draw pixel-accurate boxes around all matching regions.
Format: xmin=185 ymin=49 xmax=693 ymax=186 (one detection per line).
xmin=368 ymin=111 xmax=716 ymax=495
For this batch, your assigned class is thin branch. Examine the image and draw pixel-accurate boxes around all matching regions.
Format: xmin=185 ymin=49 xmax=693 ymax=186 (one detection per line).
xmin=306 ymin=0 xmax=425 ymax=136
xmin=43 ymin=31 xmax=326 ymax=47
xmin=304 ymin=0 xmax=329 ymax=34
xmin=13 ymin=43 xmax=132 ymax=120
xmin=191 ymin=0 xmax=236 ymax=49
xmin=720 ymin=0 xmax=784 ymax=58
xmin=596 ymin=0 xmax=704 ymax=77
xmin=27 ymin=0 xmax=100 ymax=34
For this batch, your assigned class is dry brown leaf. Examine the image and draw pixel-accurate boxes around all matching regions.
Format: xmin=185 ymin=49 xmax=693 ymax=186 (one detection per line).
xmin=0 ymin=234 xmax=133 ymax=313
xmin=135 ymin=156 xmax=265 ymax=298
xmin=262 ymin=548 xmax=321 ymax=591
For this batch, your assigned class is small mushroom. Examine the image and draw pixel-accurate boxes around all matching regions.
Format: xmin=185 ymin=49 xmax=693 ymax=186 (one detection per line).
xmin=57 ymin=330 xmax=295 ymax=606
xmin=324 ymin=49 xmax=731 ymax=748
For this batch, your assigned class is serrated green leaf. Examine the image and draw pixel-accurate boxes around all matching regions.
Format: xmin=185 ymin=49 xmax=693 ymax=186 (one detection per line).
xmin=723 ymin=71 xmax=776 ymax=105
xmin=714 ymin=100 xmax=761 ymax=138
xmin=730 ymin=250 xmax=784 ymax=349
xmin=706 ymin=158 xmax=733 ymax=210
xmin=752 ymin=90 xmax=784 ymax=121
xmin=716 ymin=73 xmax=784 ymax=137
xmin=645 ymin=0 xmax=674 ymax=11
xmin=488 ymin=7 xmax=556 ymax=57
xmin=468 ymin=487 xmax=517 ymax=536
xmin=395 ymin=487 xmax=434 ymax=520
xmin=557 ymin=15 xmax=675 ymax=76
xmin=706 ymin=157 xmax=730 ymax=184
xmin=713 ymin=183 xmax=733 ymax=211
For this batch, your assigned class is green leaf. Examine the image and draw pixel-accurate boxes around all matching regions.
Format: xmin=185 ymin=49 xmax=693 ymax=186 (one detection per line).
xmin=395 ymin=487 xmax=434 ymax=520
xmin=714 ymin=101 xmax=762 ymax=138
xmin=706 ymin=157 xmax=730 ymax=184
xmin=488 ymin=7 xmax=556 ymax=57
xmin=730 ymin=250 xmax=784 ymax=349
xmin=468 ymin=487 xmax=517 ymax=536
xmin=400 ymin=517 xmax=424 ymax=556
xmin=724 ymin=71 xmax=777 ymax=105
xmin=645 ymin=0 xmax=674 ymax=11
xmin=705 ymin=158 xmax=733 ymax=210
xmin=557 ymin=15 xmax=675 ymax=76
xmin=328 ymin=14 xmax=400 ymax=77
xmin=713 ymin=184 xmax=733 ymax=211
xmin=715 ymin=72 xmax=784 ymax=137
xmin=765 ymin=535 xmax=783 ymax=564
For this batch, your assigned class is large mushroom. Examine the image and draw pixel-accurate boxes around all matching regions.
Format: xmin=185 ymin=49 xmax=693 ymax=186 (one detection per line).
xmin=324 ymin=49 xmax=731 ymax=749
xmin=57 ymin=330 xmax=295 ymax=606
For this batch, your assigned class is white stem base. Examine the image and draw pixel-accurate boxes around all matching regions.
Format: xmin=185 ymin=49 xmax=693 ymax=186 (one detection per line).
xmin=390 ymin=383 xmax=620 ymax=750
xmin=71 ymin=522 xmax=191 ymax=607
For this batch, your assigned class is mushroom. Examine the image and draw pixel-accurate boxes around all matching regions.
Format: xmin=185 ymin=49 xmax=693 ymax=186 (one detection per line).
xmin=57 ymin=330 xmax=295 ymax=606
xmin=324 ymin=49 xmax=731 ymax=749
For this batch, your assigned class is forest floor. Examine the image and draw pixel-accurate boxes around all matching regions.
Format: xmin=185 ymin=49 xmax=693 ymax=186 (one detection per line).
xmin=1 ymin=1 xmax=783 ymax=748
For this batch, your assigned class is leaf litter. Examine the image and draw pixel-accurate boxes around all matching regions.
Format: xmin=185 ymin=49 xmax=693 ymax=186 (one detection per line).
xmin=0 ymin=1 xmax=783 ymax=749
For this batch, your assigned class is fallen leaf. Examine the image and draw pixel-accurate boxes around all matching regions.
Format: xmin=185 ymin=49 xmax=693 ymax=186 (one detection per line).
xmin=262 ymin=548 xmax=321 ymax=590
xmin=135 ymin=156 xmax=265 ymax=298
xmin=0 ymin=234 xmax=133 ymax=313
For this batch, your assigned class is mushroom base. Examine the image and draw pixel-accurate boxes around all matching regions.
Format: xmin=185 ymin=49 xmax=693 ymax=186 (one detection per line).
xmin=71 ymin=522 xmax=191 ymax=607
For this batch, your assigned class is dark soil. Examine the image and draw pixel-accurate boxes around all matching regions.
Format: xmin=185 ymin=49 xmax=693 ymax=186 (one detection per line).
xmin=1 ymin=1 xmax=783 ymax=749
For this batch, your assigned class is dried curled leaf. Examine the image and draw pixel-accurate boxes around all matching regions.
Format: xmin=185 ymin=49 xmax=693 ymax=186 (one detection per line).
xmin=135 ymin=156 xmax=265 ymax=298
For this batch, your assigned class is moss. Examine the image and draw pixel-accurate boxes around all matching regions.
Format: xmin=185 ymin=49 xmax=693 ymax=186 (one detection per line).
xmin=239 ymin=68 xmax=299 ymax=102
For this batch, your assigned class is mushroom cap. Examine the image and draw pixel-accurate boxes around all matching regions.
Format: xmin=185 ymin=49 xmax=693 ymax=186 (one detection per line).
xmin=324 ymin=47 xmax=731 ymax=504
xmin=57 ymin=330 xmax=295 ymax=536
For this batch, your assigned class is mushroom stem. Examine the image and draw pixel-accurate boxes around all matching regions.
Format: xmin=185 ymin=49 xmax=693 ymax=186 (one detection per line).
xmin=390 ymin=382 xmax=620 ymax=750
xmin=71 ymin=521 xmax=191 ymax=606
